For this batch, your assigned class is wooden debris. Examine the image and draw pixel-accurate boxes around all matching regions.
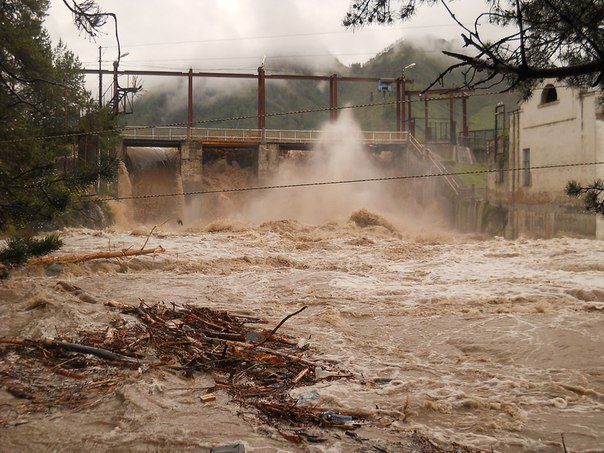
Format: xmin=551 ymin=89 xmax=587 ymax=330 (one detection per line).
xmin=0 ymin=302 xmax=359 ymax=431
xmin=199 ymin=393 xmax=217 ymax=403
xmin=249 ymin=305 xmax=307 ymax=350
xmin=293 ymin=368 xmax=309 ymax=383
xmin=28 ymin=246 xmax=165 ymax=265
xmin=104 ymin=300 xmax=131 ymax=310
xmin=1 ymin=338 xmax=145 ymax=364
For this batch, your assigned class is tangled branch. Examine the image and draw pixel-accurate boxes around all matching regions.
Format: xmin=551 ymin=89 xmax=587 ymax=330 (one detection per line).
xmin=61 ymin=0 xmax=122 ymax=64
xmin=343 ymin=0 xmax=604 ymax=92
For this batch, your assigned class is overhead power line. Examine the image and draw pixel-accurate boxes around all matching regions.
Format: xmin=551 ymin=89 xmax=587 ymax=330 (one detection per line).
xmin=81 ymin=49 xmax=450 ymax=65
xmin=90 ymin=161 xmax=604 ymax=202
xmin=104 ymin=24 xmax=460 ymax=49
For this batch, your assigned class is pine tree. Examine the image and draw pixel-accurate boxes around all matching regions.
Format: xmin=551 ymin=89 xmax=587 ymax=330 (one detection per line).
xmin=0 ymin=0 xmax=119 ymax=270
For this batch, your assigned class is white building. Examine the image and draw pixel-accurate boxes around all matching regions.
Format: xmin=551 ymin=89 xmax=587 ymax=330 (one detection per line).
xmin=487 ymin=81 xmax=603 ymax=237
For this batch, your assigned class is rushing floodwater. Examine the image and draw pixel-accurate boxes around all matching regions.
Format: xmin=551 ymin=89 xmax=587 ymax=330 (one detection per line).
xmin=1 ymin=219 xmax=603 ymax=452
xmin=2 ymin=114 xmax=603 ymax=450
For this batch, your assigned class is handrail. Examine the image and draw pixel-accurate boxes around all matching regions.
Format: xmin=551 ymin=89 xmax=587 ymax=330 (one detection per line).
xmin=407 ymin=133 xmax=425 ymax=158
xmin=426 ymin=149 xmax=460 ymax=196
xmin=121 ymin=126 xmax=409 ymax=144
xmin=406 ymin=132 xmax=460 ymax=197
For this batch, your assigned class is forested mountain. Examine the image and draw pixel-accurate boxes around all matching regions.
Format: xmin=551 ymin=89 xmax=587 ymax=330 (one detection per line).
xmin=124 ymin=39 xmax=519 ymax=134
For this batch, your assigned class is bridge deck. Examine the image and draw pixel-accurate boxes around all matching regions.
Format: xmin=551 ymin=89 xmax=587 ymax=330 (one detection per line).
xmin=122 ymin=126 xmax=409 ymax=146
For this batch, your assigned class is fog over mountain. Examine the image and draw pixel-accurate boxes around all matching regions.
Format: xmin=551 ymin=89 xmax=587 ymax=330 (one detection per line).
xmin=122 ymin=38 xmax=517 ymax=132
xmin=45 ymin=0 xmax=500 ymax=92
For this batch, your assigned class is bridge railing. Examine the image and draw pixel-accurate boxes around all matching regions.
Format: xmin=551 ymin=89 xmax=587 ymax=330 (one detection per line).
xmin=122 ymin=126 xmax=408 ymax=144
xmin=191 ymin=128 xmax=263 ymax=141
xmin=122 ymin=126 xmax=189 ymax=140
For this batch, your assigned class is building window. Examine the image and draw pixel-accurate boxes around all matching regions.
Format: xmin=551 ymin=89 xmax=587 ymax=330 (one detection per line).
xmin=523 ymin=148 xmax=531 ymax=186
xmin=540 ymin=84 xmax=558 ymax=104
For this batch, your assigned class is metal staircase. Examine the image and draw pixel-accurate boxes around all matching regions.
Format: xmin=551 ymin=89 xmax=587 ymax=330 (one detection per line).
xmin=407 ymin=133 xmax=461 ymax=197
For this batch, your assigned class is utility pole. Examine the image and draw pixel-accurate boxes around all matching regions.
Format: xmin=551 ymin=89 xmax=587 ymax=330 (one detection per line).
xmin=449 ymin=94 xmax=455 ymax=145
xmin=112 ymin=60 xmax=119 ymax=115
xmin=401 ymin=75 xmax=406 ymax=132
xmin=98 ymin=46 xmax=103 ymax=107
xmin=96 ymin=46 xmax=102 ymax=193
xmin=424 ymin=95 xmax=429 ymax=142
xmin=63 ymin=75 xmax=68 ymax=176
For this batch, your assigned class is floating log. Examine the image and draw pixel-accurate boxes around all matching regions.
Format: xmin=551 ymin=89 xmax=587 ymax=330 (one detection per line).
xmin=28 ymin=246 xmax=165 ymax=265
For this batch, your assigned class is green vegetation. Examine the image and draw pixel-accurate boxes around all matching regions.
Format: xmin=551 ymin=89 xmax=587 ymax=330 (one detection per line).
xmin=0 ymin=234 xmax=62 ymax=276
xmin=447 ymin=162 xmax=487 ymax=189
xmin=0 ymin=0 xmax=118 ymax=271
xmin=566 ymin=180 xmax=604 ymax=215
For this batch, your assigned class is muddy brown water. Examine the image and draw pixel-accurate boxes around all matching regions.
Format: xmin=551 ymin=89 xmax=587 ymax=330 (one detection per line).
xmin=1 ymin=218 xmax=603 ymax=452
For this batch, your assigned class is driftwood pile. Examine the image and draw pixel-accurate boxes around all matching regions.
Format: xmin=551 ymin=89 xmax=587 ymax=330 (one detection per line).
xmin=0 ymin=302 xmax=362 ymax=434
xmin=0 ymin=338 xmax=128 ymax=426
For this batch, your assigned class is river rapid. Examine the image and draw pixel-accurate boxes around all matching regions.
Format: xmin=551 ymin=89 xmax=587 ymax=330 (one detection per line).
xmin=1 ymin=218 xmax=603 ymax=452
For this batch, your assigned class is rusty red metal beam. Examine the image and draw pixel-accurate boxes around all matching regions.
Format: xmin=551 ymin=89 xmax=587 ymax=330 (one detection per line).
xmin=187 ymin=69 xmax=193 ymax=138
xmin=83 ymin=69 xmax=257 ymax=78
xmin=462 ymin=95 xmax=468 ymax=137
xmin=328 ymin=76 xmax=334 ymax=121
xmin=407 ymin=93 xmax=412 ymax=133
xmin=329 ymin=74 xmax=339 ymax=122
xmin=267 ymin=74 xmax=329 ymax=81
xmin=401 ymin=79 xmax=407 ymax=132
xmin=333 ymin=75 xmax=338 ymax=121
xmin=82 ymin=68 xmax=413 ymax=84
xmin=258 ymin=66 xmax=266 ymax=131
xmin=424 ymin=95 xmax=429 ymax=142
xmin=83 ymin=68 xmax=468 ymax=99
xmin=395 ymin=79 xmax=401 ymax=132
xmin=449 ymin=95 xmax=456 ymax=144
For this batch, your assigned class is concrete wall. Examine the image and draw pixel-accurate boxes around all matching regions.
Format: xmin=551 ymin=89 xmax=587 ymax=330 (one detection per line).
xmin=484 ymin=83 xmax=603 ymax=238
xmin=508 ymin=84 xmax=601 ymax=202
xmin=453 ymin=198 xmax=597 ymax=239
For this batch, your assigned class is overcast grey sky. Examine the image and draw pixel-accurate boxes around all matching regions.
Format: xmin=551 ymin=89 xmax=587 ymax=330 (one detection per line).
xmin=47 ymin=0 xmax=494 ymax=75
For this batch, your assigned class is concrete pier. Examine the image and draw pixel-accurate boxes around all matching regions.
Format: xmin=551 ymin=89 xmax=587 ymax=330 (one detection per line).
xmin=181 ymin=141 xmax=203 ymax=188
xmin=257 ymin=143 xmax=280 ymax=181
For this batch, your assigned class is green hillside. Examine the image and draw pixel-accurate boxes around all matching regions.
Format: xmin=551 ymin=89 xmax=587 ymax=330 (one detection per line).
xmin=124 ymin=40 xmax=519 ymax=134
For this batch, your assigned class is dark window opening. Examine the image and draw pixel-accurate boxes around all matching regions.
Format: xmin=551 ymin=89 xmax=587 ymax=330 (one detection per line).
xmin=541 ymin=84 xmax=558 ymax=104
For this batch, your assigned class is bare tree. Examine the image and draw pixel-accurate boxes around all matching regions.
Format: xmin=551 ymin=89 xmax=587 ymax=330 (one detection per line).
xmin=344 ymin=0 xmax=604 ymax=93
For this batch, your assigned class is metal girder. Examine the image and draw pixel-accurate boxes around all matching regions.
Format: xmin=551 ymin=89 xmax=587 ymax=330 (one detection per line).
xmin=82 ymin=68 xmax=414 ymax=84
